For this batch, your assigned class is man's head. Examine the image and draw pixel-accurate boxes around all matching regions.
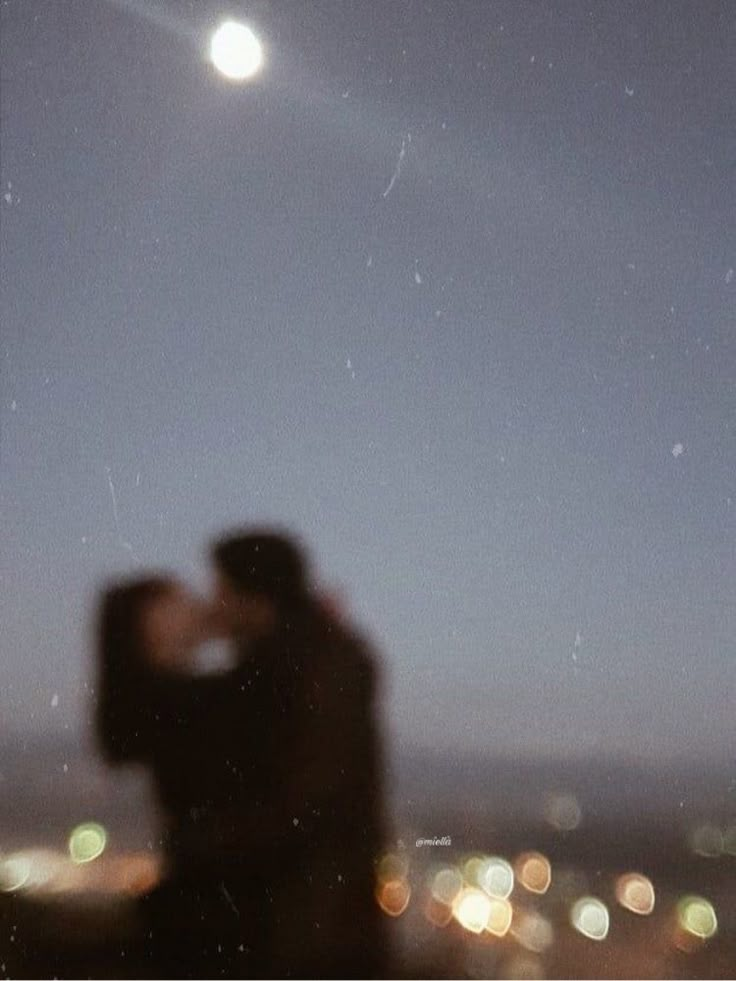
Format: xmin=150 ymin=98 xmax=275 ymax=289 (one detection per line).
xmin=210 ymin=528 xmax=309 ymax=642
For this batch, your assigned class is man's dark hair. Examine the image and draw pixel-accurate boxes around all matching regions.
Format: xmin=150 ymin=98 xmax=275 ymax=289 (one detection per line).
xmin=211 ymin=528 xmax=309 ymax=606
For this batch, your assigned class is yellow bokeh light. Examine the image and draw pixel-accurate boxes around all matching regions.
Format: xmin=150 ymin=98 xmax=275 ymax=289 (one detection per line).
xmin=485 ymin=897 xmax=513 ymax=937
xmin=461 ymin=855 xmax=487 ymax=887
xmin=210 ymin=21 xmax=263 ymax=81
xmin=677 ymin=895 xmax=718 ymax=940
xmin=570 ymin=897 xmax=609 ymax=941
xmin=452 ymin=887 xmax=492 ymax=934
xmin=68 ymin=822 xmax=107 ymax=864
xmin=615 ymin=873 xmax=655 ymax=915
xmin=376 ymin=878 xmax=410 ymax=917
xmin=515 ymin=852 xmax=552 ymax=895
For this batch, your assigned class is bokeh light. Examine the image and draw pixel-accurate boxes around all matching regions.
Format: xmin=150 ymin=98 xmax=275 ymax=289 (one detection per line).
xmin=479 ymin=855 xmax=514 ymax=899
xmin=377 ymin=851 xmax=409 ymax=883
xmin=429 ymin=865 xmax=464 ymax=905
xmin=615 ymin=872 xmax=655 ymax=915
xmin=452 ymin=887 xmax=492 ymax=934
xmin=461 ymin=855 xmax=487 ymax=888
xmin=512 ymin=909 xmax=554 ymax=952
xmin=0 ymin=853 xmax=32 ymax=892
xmin=68 ymin=822 xmax=107 ymax=864
xmin=677 ymin=895 xmax=718 ymax=940
xmin=423 ymin=895 xmax=454 ymax=928
xmin=570 ymin=897 xmax=609 ymax=940
xmin=515 ymin=851 xmax=552 ymax=895
xmin=376 ymin=878 xmax=411 ymax=917
xmin=544 ymin=792 xmax=582 ymax=831
xmin=485 ymin=897 xmax=513 ymax=937
xmin=0 ymin=849 xmax=71 ymax=893
xmin=690 ymin=824 xmax=723 ymax=858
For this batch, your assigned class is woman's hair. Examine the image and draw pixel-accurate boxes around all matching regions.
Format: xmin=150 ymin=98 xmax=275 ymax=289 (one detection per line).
xmin=95 ymin=575 xmax=176 ymax=765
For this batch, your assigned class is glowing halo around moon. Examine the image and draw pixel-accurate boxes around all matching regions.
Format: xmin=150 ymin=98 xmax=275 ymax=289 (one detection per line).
xmin=210 ymin=21 xmax=263 ymax=81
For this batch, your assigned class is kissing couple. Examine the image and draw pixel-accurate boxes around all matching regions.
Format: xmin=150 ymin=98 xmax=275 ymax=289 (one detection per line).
xmin=95 ymin=526 xmax=388 ymax=979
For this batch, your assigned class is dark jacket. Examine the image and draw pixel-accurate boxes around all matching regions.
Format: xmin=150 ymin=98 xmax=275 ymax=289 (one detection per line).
xmin=99 ymin=602 xmax=388 ymax=975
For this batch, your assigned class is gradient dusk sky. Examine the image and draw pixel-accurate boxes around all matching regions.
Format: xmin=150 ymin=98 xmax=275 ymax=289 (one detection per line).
xmin=1 ymin=0 xmax=734 ymax=761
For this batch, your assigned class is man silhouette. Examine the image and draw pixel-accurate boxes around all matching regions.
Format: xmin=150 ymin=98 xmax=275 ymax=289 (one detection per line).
xmin=209 ymin=529 xmax=389 ymax=978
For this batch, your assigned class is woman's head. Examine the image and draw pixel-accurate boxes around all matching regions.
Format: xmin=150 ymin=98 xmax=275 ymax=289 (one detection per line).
xmin=139 ymin=582 xmax=210 ymax=672
xmin=95 ymin=575 xmax=206 ymax=763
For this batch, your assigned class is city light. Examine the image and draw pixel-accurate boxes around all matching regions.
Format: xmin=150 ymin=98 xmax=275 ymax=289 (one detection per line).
xmin=452 ymin=887 xmax=492 ymax=934
xmin=0 ymin=849 xmax=70 ymax=893
xmin=376 ymin=851 xmax=409 ymax=883
xmin=615 ymin=873 xmax=655 ymax=915
xmin=544 ymin=792 xmax=582 ymax=831
xmin=376 ymin=878 xmax=411 ymax=917
xmin=461 ymin=855 xmax=487 ymax=888
xmin=690 ymin=824 xmax=723 ymax=858
xmin=512 ymin=909 xmax=554 ymax=952
xmin=677 ymin=896 xmax=718 ymax=940
xmin=485 ymin=897 xmax=513 ymax=937
xmin=515 ymin=852 xmax=552 ymax=895
xmin=570 ymin=897 xmax=609 ymax=941
xmin=430 ymin=865 xmax=464 ymax=905
xmin=0 ymin=853 xmax=32 ymax=892
xmin=478 ymin=855 xmax=514 ymax=899
xmin=68 ymin=822 xmax=107 ymax=864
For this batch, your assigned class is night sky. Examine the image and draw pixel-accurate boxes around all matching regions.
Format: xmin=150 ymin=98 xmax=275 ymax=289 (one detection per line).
xmin=1 ymin=0 xmax=734 ymax=761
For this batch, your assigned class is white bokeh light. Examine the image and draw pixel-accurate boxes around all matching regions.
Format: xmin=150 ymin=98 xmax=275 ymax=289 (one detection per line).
xmin=210 ymin=21 xmax=263 ymax=81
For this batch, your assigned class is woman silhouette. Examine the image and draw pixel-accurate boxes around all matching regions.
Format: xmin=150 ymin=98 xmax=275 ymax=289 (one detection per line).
xmin=94 ymin=575 xmax=270 ymax=978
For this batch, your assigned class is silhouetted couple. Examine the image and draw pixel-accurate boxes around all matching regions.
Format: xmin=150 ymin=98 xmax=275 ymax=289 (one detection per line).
xmin=95 ymin=528 xmax=388 ymax=978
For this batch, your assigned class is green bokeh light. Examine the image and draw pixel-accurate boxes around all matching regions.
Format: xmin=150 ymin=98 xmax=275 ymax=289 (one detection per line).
xmin=678 ymin=895 xmax=718 ymax=939
xmin=68 ymin=822 xmax=107 ymax=864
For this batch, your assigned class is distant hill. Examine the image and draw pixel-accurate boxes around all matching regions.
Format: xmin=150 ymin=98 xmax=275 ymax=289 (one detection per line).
xmin=0 ymin=733 xmax=733 ymax=859
xmin=0 ymin=732 xmax=157 ymax=851
xmin=391 ymin=744 xmax=736 ymax=825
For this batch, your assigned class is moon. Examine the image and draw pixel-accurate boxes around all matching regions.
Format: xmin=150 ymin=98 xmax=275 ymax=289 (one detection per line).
xmin=210 ymin=21 xmax=263 ymax=81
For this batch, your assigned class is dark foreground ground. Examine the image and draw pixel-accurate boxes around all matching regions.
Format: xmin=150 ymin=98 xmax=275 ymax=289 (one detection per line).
xmin=0 ymin=821 xmax=733 ymax=980
xmin=1 ymin=741 xmax=734 ymax=977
